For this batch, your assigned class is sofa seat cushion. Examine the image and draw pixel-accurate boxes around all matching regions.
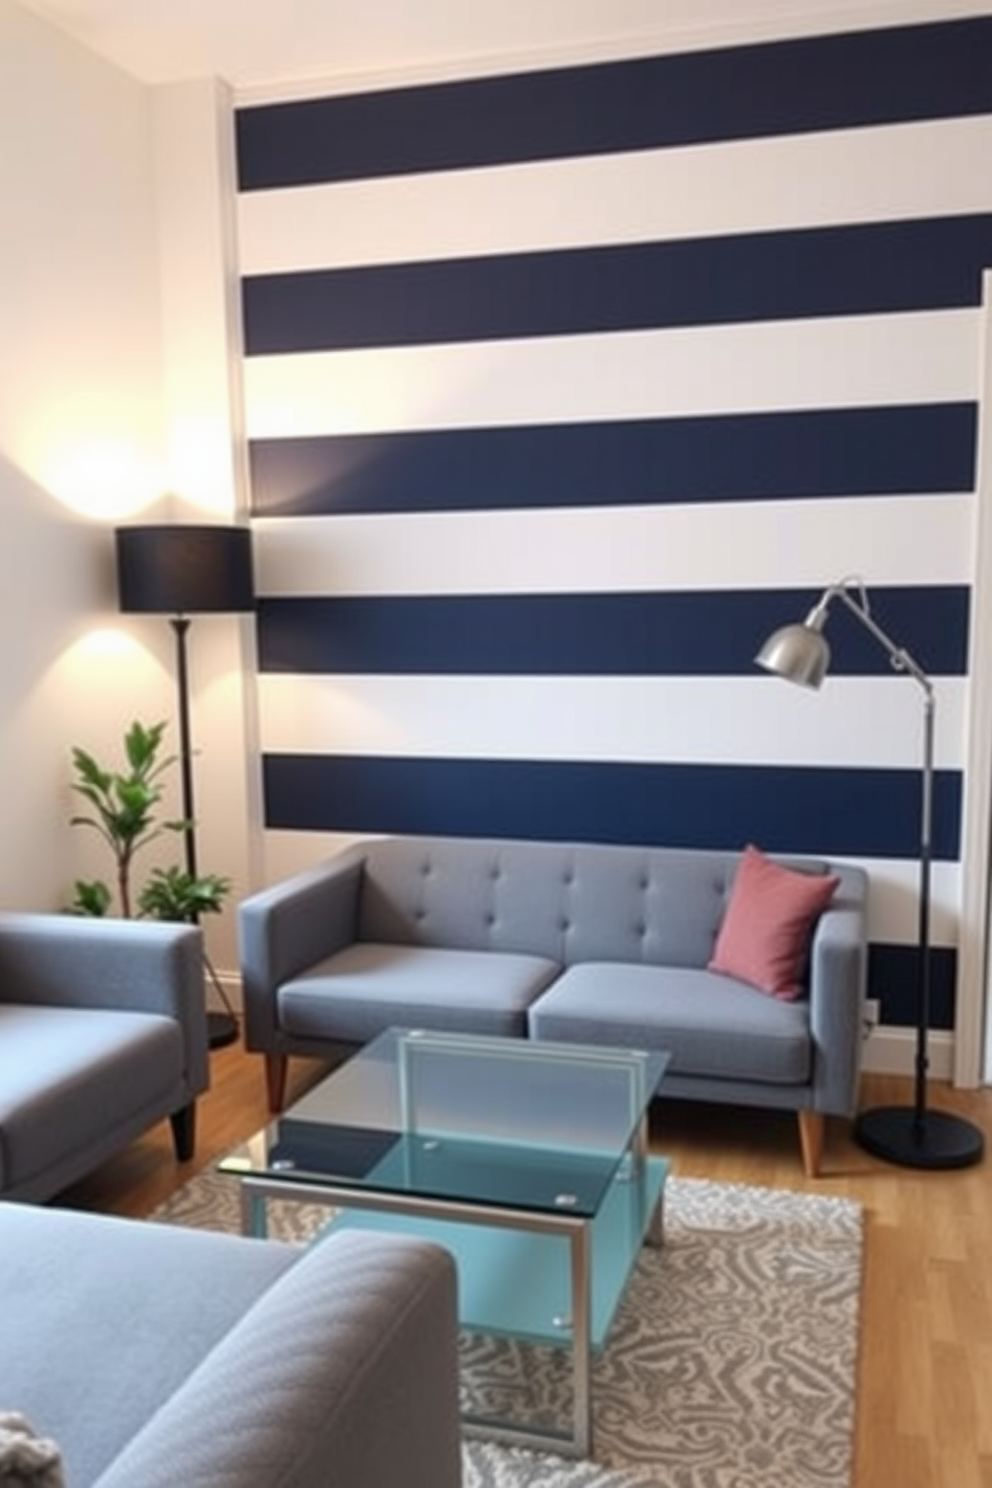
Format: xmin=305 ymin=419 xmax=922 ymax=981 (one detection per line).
xmin=527 ymin=963 xmax=811 ymax=1085
xmin=0 ymin=1202 xmax=300 ymax=1488
xmin=278 ymin=942 xmax=561 ymax=1043
xmin=0 ymin=1005 xmax=184 ymax=1191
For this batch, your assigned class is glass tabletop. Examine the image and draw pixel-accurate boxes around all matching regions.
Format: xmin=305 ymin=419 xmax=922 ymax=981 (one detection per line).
xmin=222 ymin=1028 xmax=668 ymax=1218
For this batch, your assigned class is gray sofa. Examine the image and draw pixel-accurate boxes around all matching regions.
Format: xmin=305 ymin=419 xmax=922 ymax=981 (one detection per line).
xmin=0 ymin=1200 xmax=461 ymax=1488
xmin=239 ymin=835 xmax=868 ymax=1176
xmin=0 ymin=913 xmax=208 ymax=1201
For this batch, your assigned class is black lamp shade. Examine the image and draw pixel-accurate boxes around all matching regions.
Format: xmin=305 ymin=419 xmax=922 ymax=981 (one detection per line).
xmin=116 ymin=525 xmax=254 ymax=615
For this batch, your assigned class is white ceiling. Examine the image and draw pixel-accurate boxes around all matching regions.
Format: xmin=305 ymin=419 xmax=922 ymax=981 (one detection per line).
xmin=15 ymin=0 xmax=992 ymax=97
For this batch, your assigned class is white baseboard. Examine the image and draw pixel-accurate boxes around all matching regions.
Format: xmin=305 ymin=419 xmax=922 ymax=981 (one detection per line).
xmin=206 ymin=970 xmax=243 ymax=1015
xmin=861 ymin=1025 xmax=953 ymax=1080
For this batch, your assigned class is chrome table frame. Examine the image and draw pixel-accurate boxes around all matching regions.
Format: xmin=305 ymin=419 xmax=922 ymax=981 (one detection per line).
xmin=235 ymin=1107 xmax=664 ymax=1459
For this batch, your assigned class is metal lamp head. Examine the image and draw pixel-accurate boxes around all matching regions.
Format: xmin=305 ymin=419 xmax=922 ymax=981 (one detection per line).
xmin=755 ymin=619 xmax=831 ymax=690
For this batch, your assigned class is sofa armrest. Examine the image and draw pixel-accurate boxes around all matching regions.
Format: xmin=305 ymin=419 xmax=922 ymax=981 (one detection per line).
xmin=91 ymin=1230 xmax=462 ymax=1488
xmin=807 ymin=865 xmax=869 ymax=1117
xmin=0 ymin=913 xmax=208 ymax=1099
xmin=238 ymin=849 xmax=366 ymax=1051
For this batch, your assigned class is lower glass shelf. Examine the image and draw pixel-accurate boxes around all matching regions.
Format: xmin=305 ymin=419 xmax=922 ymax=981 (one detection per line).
xmin=325 ymin=1153 xmax=670 ymax=1350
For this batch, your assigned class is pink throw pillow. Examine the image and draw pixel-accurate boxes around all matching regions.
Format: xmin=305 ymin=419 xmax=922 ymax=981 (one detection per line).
xmin=708 ymin=844 xmax=840 ymax=1001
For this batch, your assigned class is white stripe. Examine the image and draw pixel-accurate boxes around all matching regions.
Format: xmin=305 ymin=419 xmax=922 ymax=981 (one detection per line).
xmin=256 ymin=674 xmax=966 ymax=771
xmin=235 ymin=2 xmax=992 ymax=107
xmin=832 ymin=856 xmax=960 ymax=947
xmin=254 ymin=829 xmax=959 ymax=950
xmin=238 ymin=116 xmax=992 ymax=274
xmin=243 ymin=310 xmax=978 ymax=438
xmin=260 ymin=830 xmax=379 ymax=892
xmin=254 ymin=495 xmax=973 ymax=597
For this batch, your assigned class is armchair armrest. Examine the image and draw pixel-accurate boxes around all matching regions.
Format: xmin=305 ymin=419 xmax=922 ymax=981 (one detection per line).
xmin=807 ymin=865 xmax=869 ymax=1117
xmin=238 ymin=849 xmax=366 ymax=1051
xmin=92 ymin=1231 xmax=462 ymax=1488
xmin=0 ymin=912 xmax=208 ymax=1098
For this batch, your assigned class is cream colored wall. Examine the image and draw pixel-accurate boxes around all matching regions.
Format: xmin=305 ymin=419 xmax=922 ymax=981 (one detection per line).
xmin=0 ymin=0 xmax=167 ymax=911
xmin=147 ymin=78 xmax=262 ymax=978
xmin=0 ymin=6 xmax=257 ymax=989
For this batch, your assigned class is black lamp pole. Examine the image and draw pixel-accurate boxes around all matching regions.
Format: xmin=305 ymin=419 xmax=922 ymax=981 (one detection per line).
xmin=115 ymin=524 xmax=255 ymax=1050
xmin=172 ymin=617 xmax=197 ymax=882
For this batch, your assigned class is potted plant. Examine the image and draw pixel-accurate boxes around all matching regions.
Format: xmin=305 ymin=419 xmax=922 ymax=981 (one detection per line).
xmin=67 ymin=718 xmax=231 ymax=923
xmin=68 ymin=719 xmax=237 ymax=1039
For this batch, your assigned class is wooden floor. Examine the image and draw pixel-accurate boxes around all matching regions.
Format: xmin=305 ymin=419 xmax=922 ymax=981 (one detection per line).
xmin=62 ymin=1044 xmax=992 ymax=1488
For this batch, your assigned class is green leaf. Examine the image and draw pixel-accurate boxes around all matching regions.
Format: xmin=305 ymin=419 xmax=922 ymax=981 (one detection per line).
xmin=67 ymin=720 xmax=228 ymax=926
xmin=66 ymin=879 xmax=113 ymax=916
xmin=71 ymin=748 xmax=113 ymax=794
xmin=138 ymin=865 xmax=231 ymax=922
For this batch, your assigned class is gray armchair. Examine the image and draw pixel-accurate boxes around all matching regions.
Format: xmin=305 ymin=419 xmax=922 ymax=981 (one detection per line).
xmin=0 ymin=912 xmax=208 ymax=1201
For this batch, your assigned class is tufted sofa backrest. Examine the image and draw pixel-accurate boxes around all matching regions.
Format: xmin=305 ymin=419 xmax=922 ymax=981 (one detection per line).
xmin=355 ymin=835 xmax=832 ymax=971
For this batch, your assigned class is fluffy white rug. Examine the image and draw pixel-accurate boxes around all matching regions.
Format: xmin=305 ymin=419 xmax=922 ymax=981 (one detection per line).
xmin=151 ymin=1172 xmax=862 ymax=1488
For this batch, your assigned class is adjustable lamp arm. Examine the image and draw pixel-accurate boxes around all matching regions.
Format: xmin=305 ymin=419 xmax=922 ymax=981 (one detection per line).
xmin=811 ymin=579 xmax=934 ymax=701
xmin=802 ymin=573 xmax=934 ymax=913
xmin=804 ymin=580 xmax=935 ymax=868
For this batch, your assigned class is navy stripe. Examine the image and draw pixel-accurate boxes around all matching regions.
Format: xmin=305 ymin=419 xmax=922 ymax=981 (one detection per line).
xmin=236 ymin=17 xmax=992 ymax=188
xmin=242 ymin=215 xmax=992 ymax=354
xmin=249 ymin=405 xmax=977 ymax=517
xmin=262 ymin=755 xmax=961 ymax=861
xmin=869 ymin=944 xmax=955 ymax=1030
xmin=256 ymin=587 xmax=969 ymax=679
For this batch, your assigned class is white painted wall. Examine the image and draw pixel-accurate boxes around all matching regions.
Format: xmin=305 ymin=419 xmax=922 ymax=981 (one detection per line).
xmin=146 ymin=77 xmax=262 ymax=977
xmin=0 ymin=0 xmax=167 ymax=911
xmin=0 ymin=8 xmax=259 ymax=990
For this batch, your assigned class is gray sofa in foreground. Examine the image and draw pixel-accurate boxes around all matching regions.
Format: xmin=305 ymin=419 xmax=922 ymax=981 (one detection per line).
xmin=239 ymin=835 xmax=869 ymax=1177
xmin=0 ymin=1200 xmax=461 ymax=1488
xmin=0 ymin=913 xmax=208 ymax=1200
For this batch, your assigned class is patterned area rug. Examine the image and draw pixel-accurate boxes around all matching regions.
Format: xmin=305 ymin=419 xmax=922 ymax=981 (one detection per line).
xmin=151 ymin=1172 xmax=862 ymax=1488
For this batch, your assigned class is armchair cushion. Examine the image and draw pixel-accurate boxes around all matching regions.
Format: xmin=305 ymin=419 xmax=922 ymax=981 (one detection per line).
xmin=0 ymin=1006 xmax=184 ymax=1193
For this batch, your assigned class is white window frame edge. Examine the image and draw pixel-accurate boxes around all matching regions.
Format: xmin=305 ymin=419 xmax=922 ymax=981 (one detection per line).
xmin=956 ymin=269 xmax=992 ymax=1087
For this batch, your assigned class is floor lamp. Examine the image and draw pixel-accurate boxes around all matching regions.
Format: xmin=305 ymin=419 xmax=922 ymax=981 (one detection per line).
xmin=756 ymin=576 xmax=984 ymax=1169
xmin=115 ymin=523 xmax=255 ymax=1051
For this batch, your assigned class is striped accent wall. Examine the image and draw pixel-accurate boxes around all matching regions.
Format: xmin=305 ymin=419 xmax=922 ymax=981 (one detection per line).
xmin=235 ymin=15 xmax=992 ymax=1030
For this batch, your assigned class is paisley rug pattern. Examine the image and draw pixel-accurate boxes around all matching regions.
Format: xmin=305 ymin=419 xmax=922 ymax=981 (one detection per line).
xmin=151 ymin=1172 xmax=862 ymax=1488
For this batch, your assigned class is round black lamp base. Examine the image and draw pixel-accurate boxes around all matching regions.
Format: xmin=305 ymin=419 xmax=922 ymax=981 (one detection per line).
xmin=854 ymin=1105 xmax=984 ymax=1170
xmin=207 ymin=1010 xmax=239 ymax=1050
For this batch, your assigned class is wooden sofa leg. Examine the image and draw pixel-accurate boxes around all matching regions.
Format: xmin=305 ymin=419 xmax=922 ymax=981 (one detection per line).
xmin=798 ymin=1110 xmax=825 ymax=1178
xmin=266 ymin=1054 xmax=289 ymax=1113
xmin=169 ymin=1102 xmax=197 ymax=1163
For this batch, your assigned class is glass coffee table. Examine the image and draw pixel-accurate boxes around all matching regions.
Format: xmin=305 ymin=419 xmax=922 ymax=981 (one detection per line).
xmin=220 ymin=1028 xmax=670 ymax=1457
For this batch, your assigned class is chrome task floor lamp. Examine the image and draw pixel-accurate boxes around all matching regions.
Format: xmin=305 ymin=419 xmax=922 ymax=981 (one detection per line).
xmin=115 ymin=523 xmax=255 ymax=1051
xmin=756 ymin=577 xmax=983 ymax=1169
